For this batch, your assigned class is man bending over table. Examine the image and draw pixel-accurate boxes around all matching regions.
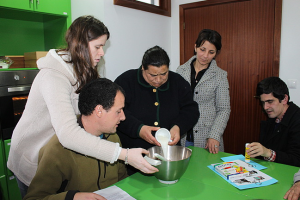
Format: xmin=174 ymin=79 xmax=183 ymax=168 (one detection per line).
xmin=246 ymin=77 xmax=300 ymax=167
xmin=24 ymin=78 xmax=128 ymax=200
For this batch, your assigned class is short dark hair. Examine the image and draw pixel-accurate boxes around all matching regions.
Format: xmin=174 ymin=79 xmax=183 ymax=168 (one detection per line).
xmin=78 ymin=78 xmax=125 ymax=116
xmin=256 ymin=77 xmax=289 ymax=102
xmin=142 ymin=46 xmax=170 ymax=70
xmin=195 ymin=29 xmax=222 ymax=55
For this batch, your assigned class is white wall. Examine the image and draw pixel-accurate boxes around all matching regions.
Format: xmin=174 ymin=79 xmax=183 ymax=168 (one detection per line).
xmin=279 ymin=0 xmax=300 ymax=105
xmin=169 ymin=0 xmax=202 ymax=72
xmin=72 ymin=0 xmax=171 ymax=81
xmin=71 ymin=0 xmax=300 ymax=105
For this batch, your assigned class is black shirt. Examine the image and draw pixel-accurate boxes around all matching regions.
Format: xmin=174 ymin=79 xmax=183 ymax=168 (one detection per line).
xmin=190 ymin=58 xmax=210 ymax=93
xmin=186 ymin=58 xmax=211 ymax=142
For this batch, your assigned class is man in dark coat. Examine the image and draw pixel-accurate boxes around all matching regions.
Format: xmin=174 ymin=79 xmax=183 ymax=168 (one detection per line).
xmin=246 ymin=77 xmax=300 ymax=167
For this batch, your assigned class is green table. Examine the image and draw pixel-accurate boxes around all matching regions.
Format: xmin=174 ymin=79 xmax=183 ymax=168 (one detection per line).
xmin=115 ymin=146 xmax=299 ymax=199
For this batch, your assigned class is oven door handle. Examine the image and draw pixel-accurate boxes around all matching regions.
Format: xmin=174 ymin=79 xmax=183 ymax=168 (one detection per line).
xmin=8 ymin=85 xmax=31 ymax=93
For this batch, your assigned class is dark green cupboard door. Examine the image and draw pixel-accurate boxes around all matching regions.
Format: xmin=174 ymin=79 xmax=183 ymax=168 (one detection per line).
xmin=0 ymin=0 xmax=71 ymax=55
xmin=0 ymin=0 xmax=34 ymax=11
xmin=0 ymin=0 xmax=70 ymax=17
xmin=35 ymin=0 xmax=71 ymax=16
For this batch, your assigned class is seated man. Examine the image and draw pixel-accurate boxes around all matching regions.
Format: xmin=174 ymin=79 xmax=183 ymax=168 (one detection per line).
xmin=24 ymin=78 xmax=128 ymax=200
xmin=247 ymin=77 xmax=300 ymax=167
xmin=284 ymin=169 xmax=300 ymax=200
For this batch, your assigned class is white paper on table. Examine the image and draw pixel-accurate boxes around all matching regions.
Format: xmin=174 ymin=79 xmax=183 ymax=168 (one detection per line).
xmin=208 ymin=159 xmax=278 ymax=190
xmin=94 ymin=185 xmax=136 ymax=200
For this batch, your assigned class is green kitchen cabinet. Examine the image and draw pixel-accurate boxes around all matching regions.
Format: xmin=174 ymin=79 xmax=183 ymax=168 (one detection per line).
xmin=0 ymin=141 xmax=5 ymax=176
xmin=0 ymin=141 xmax=9 ymax=200
xmin=3 ymin=139 xmax=22 ymax=200
xmin=6 ymin=175 xmax=21 ymax=200
xmin=0 ymin=175 xmax=9 ymax=200
xmin=35 ymin=0 xmax=71 ymax=16
xmin=0 ymin=0 xmax=71 ymax=16
xmin=0 ymin=0 xmax=71 ymax=56
xmin=3 ymin=140 xmax=12 ymax=176
xmin=0 ymin=0 xmax=33 ymax=11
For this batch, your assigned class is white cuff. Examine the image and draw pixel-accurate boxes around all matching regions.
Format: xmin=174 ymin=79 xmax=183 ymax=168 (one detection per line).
xmin=110 ymin=144 xmax=121 ymax=164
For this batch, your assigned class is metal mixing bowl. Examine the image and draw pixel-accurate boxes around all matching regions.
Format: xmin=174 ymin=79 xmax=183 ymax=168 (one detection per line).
xmin=147 ymin=145 xmax=192 ymax=184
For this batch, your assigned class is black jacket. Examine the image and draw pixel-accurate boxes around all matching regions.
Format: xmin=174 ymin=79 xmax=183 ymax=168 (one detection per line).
xmin=115 ymin=67 xmax=199 ymax=150
xmin=260 ymin=102 xmax=300 ymax=167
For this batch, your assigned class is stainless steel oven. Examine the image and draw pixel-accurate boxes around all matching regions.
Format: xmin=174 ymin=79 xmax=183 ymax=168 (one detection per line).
xmin=0 ymin=69 xmax=39 ymax=200
xmin=0 ymin=69 xmax=39 ymax=140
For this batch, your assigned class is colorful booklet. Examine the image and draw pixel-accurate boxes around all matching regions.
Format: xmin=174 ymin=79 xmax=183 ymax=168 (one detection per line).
xmin=208 ymin=159 xmax=278 ymax=190
xmin=221 ymin=154 xmax=267 ymax=170
xmin=212 ymin=161 xmax=250 ymax=181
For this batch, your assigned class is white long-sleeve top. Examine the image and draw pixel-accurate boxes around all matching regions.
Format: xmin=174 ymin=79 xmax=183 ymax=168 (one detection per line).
xmin=7 ymin=49 xmax=120 ymax=186
xmin=294 ymin=169 xmax=300 ymax=183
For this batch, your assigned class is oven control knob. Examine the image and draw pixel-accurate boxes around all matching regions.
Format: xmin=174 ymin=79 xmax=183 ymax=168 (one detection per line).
xmin=14 ymin=74 xmax=20 ymax=81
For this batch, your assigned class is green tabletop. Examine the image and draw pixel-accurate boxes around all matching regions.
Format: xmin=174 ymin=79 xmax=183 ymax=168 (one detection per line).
xmin=115 ymin=146 xmax=299 ymax=200
xmin=0 ymin=68 xmax=38 ymax=71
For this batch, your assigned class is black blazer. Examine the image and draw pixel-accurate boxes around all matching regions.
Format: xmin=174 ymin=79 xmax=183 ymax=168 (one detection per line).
xmin=259 ymin=102 xmax=300 ymax=167
xmin=115 ymin=67 xmax=199 ymax=150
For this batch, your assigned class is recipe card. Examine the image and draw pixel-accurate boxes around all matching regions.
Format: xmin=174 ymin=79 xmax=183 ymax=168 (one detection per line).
xmin=94 ymin=185 xmax=136 ymax=200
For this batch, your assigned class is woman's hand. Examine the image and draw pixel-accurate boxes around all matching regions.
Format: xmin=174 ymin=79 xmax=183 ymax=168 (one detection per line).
xmin=205 ymin=138 xmax=220 ymax=154
xmin=127 ymin=148 xmax=158 ymax=174
xmin=74 ymin=192 xmax=107 ymax=200
xmin=139 ymin=125 xmax=161 ymax=146
xmin=246 ymin=142 xmax=271 ymax=158
xmin=169 ymin=125 xmax=180 ymax=145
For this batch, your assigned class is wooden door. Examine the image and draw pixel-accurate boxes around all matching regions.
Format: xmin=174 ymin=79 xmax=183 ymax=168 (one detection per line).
xmin=180 ymin=0 xmax=282 ymax=155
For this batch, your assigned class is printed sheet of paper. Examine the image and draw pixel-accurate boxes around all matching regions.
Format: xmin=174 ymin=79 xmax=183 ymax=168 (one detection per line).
xmin=208 ymin=159 xmax=278 ymax=190
xmin=94 ymin=185 xmax=136 ymax=200
xmin=221 ymin=154 xmax=267 ymax=170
